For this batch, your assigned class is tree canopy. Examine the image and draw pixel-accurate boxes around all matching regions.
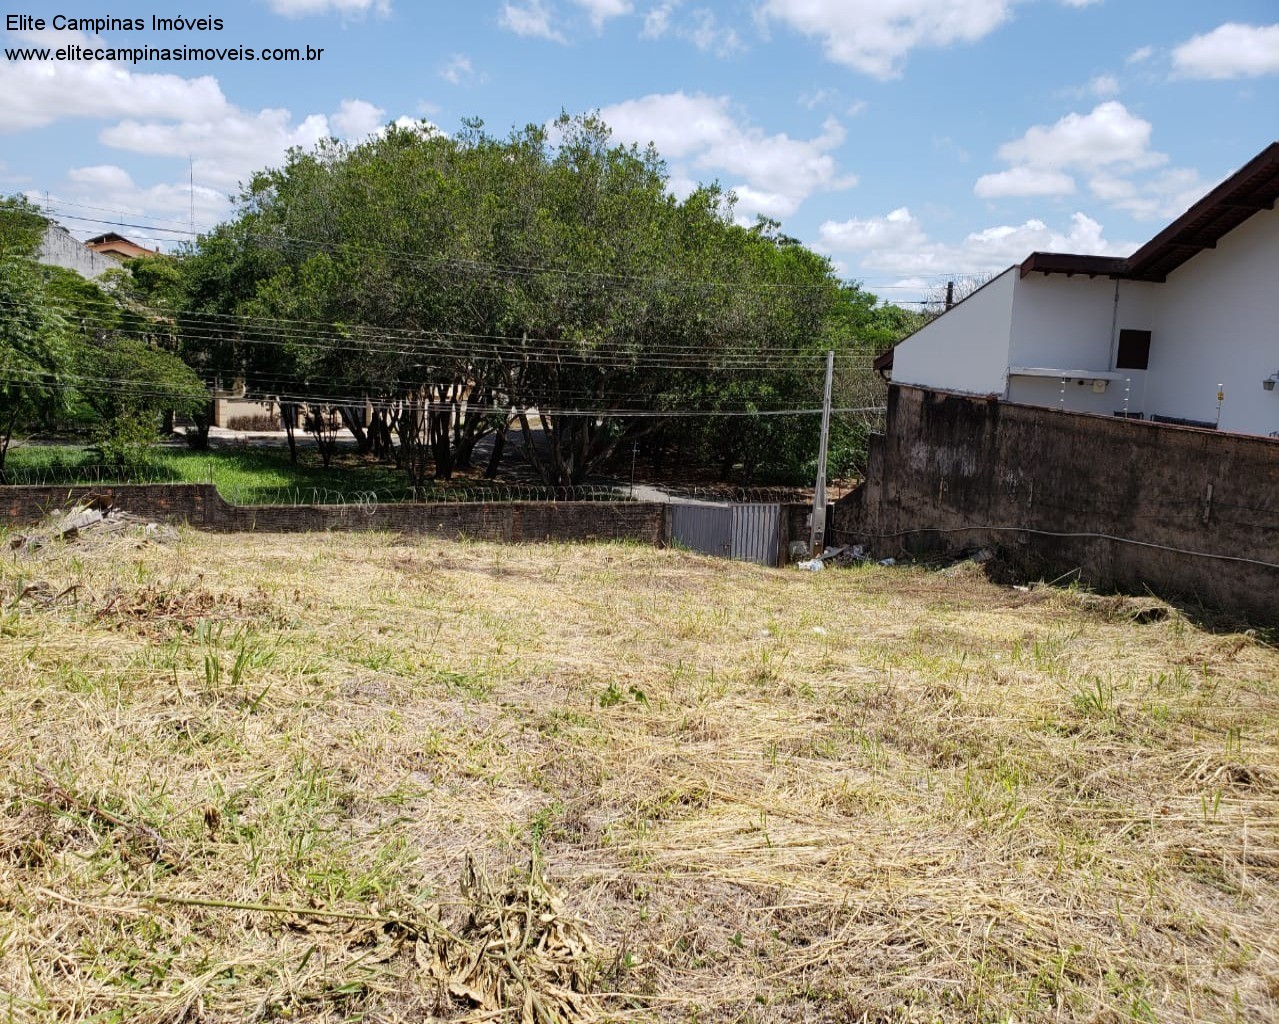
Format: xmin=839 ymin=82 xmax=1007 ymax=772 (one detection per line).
xmin=0 ymin=198 xmax=215 ymax=473
xmin=170 ymin=114 xmax=922 ymax=484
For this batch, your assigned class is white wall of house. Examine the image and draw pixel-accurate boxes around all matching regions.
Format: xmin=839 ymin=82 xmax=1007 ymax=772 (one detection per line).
xmin=891 ymin=267 xmax=1015 ymax=396
xmin=1005 ymin=375 xmax=1132 ymax=415
xmin=1146 ymin=206 xmax=1279 ymax=437
xmin=37 ymin=224 xmax=121 ymax=280
xmin=1004 ymin=275 xmax=1156 ymax=415
xmin=1008 ymin=273 xmax=1117 ymax=369
xmin=887 ymin=204 xmax=1279 ymax=437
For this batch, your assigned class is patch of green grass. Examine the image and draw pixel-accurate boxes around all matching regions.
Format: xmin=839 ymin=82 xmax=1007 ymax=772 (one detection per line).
xmin=5 ymin=444 xmax=410 ymax=503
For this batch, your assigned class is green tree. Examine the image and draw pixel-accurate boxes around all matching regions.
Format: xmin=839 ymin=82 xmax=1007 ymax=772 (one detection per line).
xmin=0 ymin=257 xmax=70 ymax=480
xmin=75 ymin=339 xmax=208 ymax=471
xmin=0 ymin=195 xmax=46 ymax=260
xmin=171 ymin=113 xmax=891 ymax=487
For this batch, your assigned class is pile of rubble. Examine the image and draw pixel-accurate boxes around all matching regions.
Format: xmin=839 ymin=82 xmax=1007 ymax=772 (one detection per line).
xmin=795 ymin=544 xmax=997 ymax=572
xmin=8 ymin=501 xmax=177 ymax=553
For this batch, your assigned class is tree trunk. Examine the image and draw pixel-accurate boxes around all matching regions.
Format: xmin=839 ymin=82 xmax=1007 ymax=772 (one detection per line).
xmin=0 ymin=402 xmax=19 ymax=484
xmin=516 ymin=409 xmax=554 ymax=484
xmin=184 ymin=401 xmax=214 ymax=450
xmin=484 ymin=417 xmax=511 ymax=479
xmin=281 ymin=403 xmax=298 ymax=464
xmin=427 ymin=385 xmax=453 ymax=480
xmin=338 ymin=405 xmax=371 ymax=455
xmin=305 ymin=404 xmax=338 ymax=469
xmin=369 ymin=408 xmax=394 ymax=461
xmin=395 ymin=391 xmax=431 ymax=492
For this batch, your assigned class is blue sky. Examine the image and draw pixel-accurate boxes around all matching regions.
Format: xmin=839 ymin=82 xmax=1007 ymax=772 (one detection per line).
xmin=3 ymin=0 xmax=1277 ymax=303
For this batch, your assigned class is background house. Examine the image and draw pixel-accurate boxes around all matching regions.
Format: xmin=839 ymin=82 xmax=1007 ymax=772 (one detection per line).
xmin=880 ymin=142 xmax=1279 ymax=437
xmin=37 ymin=223 xmax=123 ymax=280
xmin=84 ymin=232 xmax=160 ymax=261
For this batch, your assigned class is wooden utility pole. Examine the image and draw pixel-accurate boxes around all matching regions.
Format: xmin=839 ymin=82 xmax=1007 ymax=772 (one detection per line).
xmin=810 ymin=350 xmax=834 ymax=557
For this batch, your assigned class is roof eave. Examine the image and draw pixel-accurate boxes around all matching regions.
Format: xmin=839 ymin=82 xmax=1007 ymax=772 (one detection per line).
xmin=1019 ymin=140 xmax=1279 ymax=284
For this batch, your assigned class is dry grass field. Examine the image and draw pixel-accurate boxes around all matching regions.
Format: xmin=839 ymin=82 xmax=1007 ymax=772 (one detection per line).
xmin=1 ymin=526 xmax=1277 ymax=1023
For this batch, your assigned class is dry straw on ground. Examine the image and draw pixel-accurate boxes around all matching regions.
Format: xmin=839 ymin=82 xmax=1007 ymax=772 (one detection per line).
xmin=1 ymin=526 xmax=1276 ymax=1022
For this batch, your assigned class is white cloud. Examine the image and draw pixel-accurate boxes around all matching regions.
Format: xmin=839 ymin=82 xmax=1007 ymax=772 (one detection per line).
xmin=439 ymin=54 xmax=476 ymax=84
xmin=1057 ymin=72 xmax=1120 ymax=102
xmin=1059 ymin=0 xmax=1103 ymax=7
xmin=597 ymin=91 xmax=856 ymax=220
xmin=817 ymin=207 xmax=927 ymax=252
xmin=974 ymin=102 xmax=1159 ymax=200
xmin=758 ymin=0 xmax=1012 ymax=79
xmin=67 ymin=164 xmax=136 ymax=191
xmin=0 ymin=26 xmax=398 ymax=237
xmin=1126 ymin=45 xmax=1153 ymax=64
xmin=685 ymin=9 xmax=743 ymax=55
xmin=1 ymin=23 xmax=395 ymax=193
xmin=640 ymin=2 xmax=742 ymax=55
xmin=1172 ymin=23 xmax=1279 ymax=80
xmin=817 ymin=207 xmax=1134 ymax=280
xmin=1088 ymin=167 xmax=1215 ymax=221
xmin=974 ymin=101 xmax=1212 ymax=219
xmin=0 ymin=54 xmax=227 ymax=133
xmin=995 ymin=101 xmax=1162 ymax=171
xmin=597 ymin=91 xmax=735 ymax=159
xmin=266 ymin=0 xmax=391 ymax=15
xmin=52 ymin=164 xmax=231 ymax=242
xmin=499 ymin=0 xmax=567 ymax=41
xmin=385 ymin=116 xmax=444 ymax=136
xmin=100 ymin=109 xmax=334 ymax=191
xmin=974 ymin=166 xmax=1077 ymax=198
xmin=1089 ymin=73 xmax=1119 ymax=97
xmin=641 ymin=1 xmax=675 ymax=37
xmin=65 ymin=97 xmax=407 ymax=235
xmin=331 ymin=99 xmax=386 ymax=140
xmin=572 ymin=0 xmax=632 ymax=28
xmin=799 ymin=87 xmax=837 ymax=110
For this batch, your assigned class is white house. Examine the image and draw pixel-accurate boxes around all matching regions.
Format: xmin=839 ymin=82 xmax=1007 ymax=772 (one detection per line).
xmin=37 ymin=223 xmax=124 ymax=280
xmin=879 ymin=142 xmax=1279 ymax=438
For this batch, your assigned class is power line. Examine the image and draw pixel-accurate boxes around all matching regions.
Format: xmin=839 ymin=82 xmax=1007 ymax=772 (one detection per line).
xmin=0 ymin=364 xmax=886 ymax=419
xmin=21 ymin=193 xmax=216 ymax=234
xmin=0 ymin=294 xmax=882 ymax=369
xmin=8 ymin=201 xmax=951 ymax=302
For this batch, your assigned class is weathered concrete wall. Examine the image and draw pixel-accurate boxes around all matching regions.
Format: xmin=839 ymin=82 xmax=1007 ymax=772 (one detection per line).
xmin=37 ymin=225 xmax=122 ymax=280
xmin=834 ymin=385 xmax=1279 ymax=623
xmin=1 ymin=484 xmax=667 ymax=546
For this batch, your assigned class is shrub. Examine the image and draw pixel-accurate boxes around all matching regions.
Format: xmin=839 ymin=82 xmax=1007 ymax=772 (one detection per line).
xmin=226 ymin=413 xmax=281 ymax=432
xmin=95 ymin=409 xmax=161 ymax=473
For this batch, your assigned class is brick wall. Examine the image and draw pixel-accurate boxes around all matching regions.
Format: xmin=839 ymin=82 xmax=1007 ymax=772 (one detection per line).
xmin=1 ymin=484 xmax=666 ymax=547
xmin=1 ymin=484 xmax=222 ymax=527
xmin=833 ymin=385 xmax=1279 ymax=623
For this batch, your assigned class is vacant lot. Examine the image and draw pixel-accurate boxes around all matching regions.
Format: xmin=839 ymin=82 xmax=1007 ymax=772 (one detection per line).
xmin=1 ymin=528 xmax=1276 ymax=1023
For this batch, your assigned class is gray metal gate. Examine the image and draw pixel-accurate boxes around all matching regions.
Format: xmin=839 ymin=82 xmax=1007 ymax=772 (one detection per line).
xmin=669 ymin=502 xmax=733 ymax=558
xmin=731 ymin=503 xmax=781 ymax=566
xmin=669 ymin=501 xmax=781 ymax=566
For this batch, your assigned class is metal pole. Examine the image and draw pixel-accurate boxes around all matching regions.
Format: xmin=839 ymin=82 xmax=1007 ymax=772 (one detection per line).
xmin=810 ymin=350 xmax=834 ymax=557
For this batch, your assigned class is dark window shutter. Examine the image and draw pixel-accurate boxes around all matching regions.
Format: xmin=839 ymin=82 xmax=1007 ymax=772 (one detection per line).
xmin=1116 ymin=329 xmax=1151 ymax=370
